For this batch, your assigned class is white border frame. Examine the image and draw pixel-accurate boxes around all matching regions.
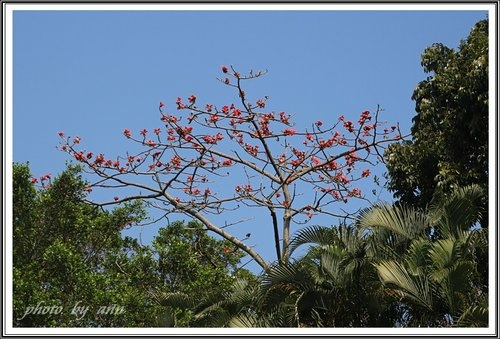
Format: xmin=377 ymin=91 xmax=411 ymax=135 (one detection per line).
xmin=3 ymin=2 xmax=497 ymax=336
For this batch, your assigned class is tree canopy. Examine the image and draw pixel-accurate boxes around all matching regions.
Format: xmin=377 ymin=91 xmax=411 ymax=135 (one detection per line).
xmin=385 ymin=19 xmax=488 ymax=222
xmin=13 ymin=163 xmax=247 ymax=327
xmin=58 ymin=66 xmax=404 ymax=271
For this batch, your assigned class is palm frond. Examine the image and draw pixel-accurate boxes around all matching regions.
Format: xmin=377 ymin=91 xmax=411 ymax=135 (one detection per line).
xmin=405 ymin=238 xmax=432 ymax=275
xmin=358 ymin=203 xmax=429 ymax=241
xmin=228 ymin=312 xmax=261 ymax=327
xmin=428 ymin=238 xmax=457 ymax=274
xmin=289 ymin=225 xmax=338 ymax=255
xmin=454 ymin=305 xmax=488 ymax=327
xmin=375 ymin=260 xmax=433 ymax=311
xmin=429 ymin=184 xmax=484 ymax=237
xmin=152 ymin=290 xmax=197 ymax=309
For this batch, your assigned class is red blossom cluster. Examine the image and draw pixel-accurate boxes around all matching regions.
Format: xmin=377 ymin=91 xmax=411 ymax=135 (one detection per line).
xmin=202 ymin=132 xmax=224 ymax=145
xmin=283 ymin=128 xmax=297 ymax=136
xmin=31 ymin=173 xmax=52 ymax=185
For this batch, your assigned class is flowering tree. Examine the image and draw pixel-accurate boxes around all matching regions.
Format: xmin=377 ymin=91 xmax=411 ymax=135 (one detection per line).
xmin=59 ymin=66 xmax=404 ymax=271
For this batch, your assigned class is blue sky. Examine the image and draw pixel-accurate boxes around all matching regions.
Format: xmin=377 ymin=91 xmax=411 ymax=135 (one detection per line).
xmin=12 ymin=7 xmax=488 ymax=273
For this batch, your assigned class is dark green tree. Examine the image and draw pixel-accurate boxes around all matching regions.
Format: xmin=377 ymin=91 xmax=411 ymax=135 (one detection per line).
xmin=13 ymin=162 xmax=160 ymax=326
xmin=385 ymin=19 xmax=488 ymax=226
xmin=13 ymin=163 xmax=249 ymax=327
xmin=150 ymin=220 xmax=253 ymax=326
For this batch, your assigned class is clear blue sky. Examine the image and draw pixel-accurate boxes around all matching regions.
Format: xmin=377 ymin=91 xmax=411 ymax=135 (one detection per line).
xmin=12 ymin=7 xmax=488 ymax=273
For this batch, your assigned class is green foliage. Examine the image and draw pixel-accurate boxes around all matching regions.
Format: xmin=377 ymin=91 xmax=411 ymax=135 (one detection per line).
xmin=13 ymin=163 xmax=163 ymax=326
xmin=13 ymin=163 xmax=249 ymax=327
xmin=187 ymin=186 xmax=488 ymax=328
xmin=256 ymin=225 xmax=400 ymax=327
xmin=150 ymin=220 xmax=252 ymax=326
xmin=359 ymin=185 xmax=488 ymax=327
xmin=385 ymin=19 xmax=488 ymax=224
xmin=153 ymin=220 xmax=244 ymax=296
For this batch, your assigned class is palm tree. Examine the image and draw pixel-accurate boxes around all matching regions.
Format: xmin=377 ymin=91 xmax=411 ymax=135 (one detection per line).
xmin=153 ymin=223 xmax=398 ymax=327
xmin=152 ymin=185 xmax=487 ymax=328
xmin=151 ymin=277 xmax=263 ymax=327
xmin=358 ymin=185 xmax=488 ymax=327
xmin=253 ymin=223 xmax=400 ymax=327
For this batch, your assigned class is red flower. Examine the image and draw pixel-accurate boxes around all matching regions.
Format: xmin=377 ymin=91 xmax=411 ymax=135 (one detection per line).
xmin=222 ymin=65 xmax=228 ymax=73
xmin=351 ymin=188 xmax=361 ymax=197
xmin=140 ymin=129 xmax=148 ymax=136
xmin=361 ymin=169 xmax=371 ymax=178
xmin=203 ymin=135 xmax=216 ymax=144
xmin=315 ymin=120 xmax=323 ymax=127
xmin=188 ymin=94 xmax=197 ymax=104
xmin=171 ymin=155 xmax=181 ymax=168
xmin=159 ymin=101 xmax=165 ymax=108
xmin=343 ymin=121 xmax=354 ymax=132
xmin=176 ymin=97 xmax=185 ymax=109
xmin=222 ymin=159 xmax=233 ymax=166
xmin=318 ymin=139 xmax=334 ymax=149
xmin=311 ymin=156 xmax=321 ymax=166
xmin=41 ymin=174 xmax=51 ymax=181
xmin=57 ymin=131 xmax=65 ymax=137
xmin=123 ymin=128 xmax=131 ymax=138
xmin=31 ymin=177 xmax=38 ymax=184
xmin=154 ymin=128 xmax=161 ymax=135
xmin=358 ymin=110 xmax=371 ymax=124
xmin=84 ymin=186 xmax=92 ymax=192
xmin=73 ymin=136 xmax=81 ymax=144
xmin=114 ymin=196 xmax=119 ymax=201
xmin=74 ymin=152 xmax=85 ymax=161
xmin=283 ymin=128 xmax=297 ymax=136
xmin=279 ymin=112 xmax=289 ymax=124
